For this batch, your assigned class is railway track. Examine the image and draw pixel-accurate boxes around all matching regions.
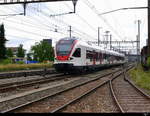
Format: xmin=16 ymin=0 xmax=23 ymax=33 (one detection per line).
xmin=50 ymin=73 xmax=121 ymax=113
xmin=110 ymin=68 xmax=150 ymax=113
xmin=1 ymin=64 xmax=143 ymax=113
xmin=0 ymin=67 xmax=121 ymax=113
xmin=0 ymin=68 xmax=56 ymax=79
xmin=51 ymin=66 xmax=133 ymax=113
xmin=0 ymin=73 xmax=67 ymax=93
xmin=0 ymin=67 xmax=119 ymax=94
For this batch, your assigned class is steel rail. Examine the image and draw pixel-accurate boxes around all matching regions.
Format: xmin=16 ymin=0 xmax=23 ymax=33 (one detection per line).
xmin=109 ymin=65 xmax=150 ymax=113
xmin=122 ymin=64 xmax=150 ymax=99
xmin=109 ymin=80 xmax=125 ymax=113
xmin=124 ymin=75 xmax=150 ymax=99
xmin=2 ymin=68 xmax=120 ymax=113
xmin=0 ymin=73 xmax=66 ymax=93
xmin=51 ymin=71 xmax=123 ymax=113
xmin=108 ymin=65 xmax=135 ymax=113
xmin=0 ymin=68 xmax=56 ymax=79
xmin=51 ymin=80 xmax=110 ymax=113
xmin=51 ymin=65 xmax=134 ymax=113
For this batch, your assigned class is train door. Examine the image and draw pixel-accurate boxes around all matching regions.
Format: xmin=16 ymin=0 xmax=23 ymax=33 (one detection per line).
xmin=93 ymin=51 xmax=96 ymax=65
xmin=99 ymin=52 xmax=102 ymax=64
xmin=108 ymin=54 xmax=110 ymax=64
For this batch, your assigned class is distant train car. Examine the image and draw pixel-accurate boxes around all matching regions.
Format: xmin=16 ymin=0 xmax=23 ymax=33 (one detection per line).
xmin=141 ymin=46 xmax=148 ymax=67
xmin=54 ymin=37 xmax=125 ymax=73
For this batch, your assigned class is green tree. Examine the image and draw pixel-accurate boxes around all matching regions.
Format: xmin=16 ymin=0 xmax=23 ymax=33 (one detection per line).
xmin=6 ymin=48 xmax=13 ymax=58
xmin=17 ymin=44 xmax=25 ymax=58
xmin=31 ymin=41 xmax=54 ymax=62
xmin=0 ymin=24 xmax=7 ymax=60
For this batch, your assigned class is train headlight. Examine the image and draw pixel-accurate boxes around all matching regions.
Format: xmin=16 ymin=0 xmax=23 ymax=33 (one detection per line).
xmin=70 ymin=57 xmax=73 ymax=60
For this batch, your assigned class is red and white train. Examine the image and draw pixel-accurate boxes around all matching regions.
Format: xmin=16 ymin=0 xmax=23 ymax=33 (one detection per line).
xmin=54 ymin=37 xmax=126 ymax=73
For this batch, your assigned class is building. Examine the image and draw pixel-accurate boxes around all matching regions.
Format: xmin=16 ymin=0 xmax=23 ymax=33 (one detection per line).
xmin=43 ymin=39 xmax=52 ymax=46
xmin=7 ymin=47 xmax=19 ymax=57
xmin=7 ymin=47 xmax=26 ymax=57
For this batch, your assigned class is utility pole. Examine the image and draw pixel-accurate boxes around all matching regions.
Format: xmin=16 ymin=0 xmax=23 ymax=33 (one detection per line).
xmin=68 ymin=26 xmax=72 ymax=38
xmin=148 ymin=0 xmax=150 ymax=57
xmin=105 ymin=31 xmax=110 ymax=49
xmin=98 ymin=27 xmax=101 ymax=46
xmin=136 ymin=35 xmax=139 ymax=62
xmin=110 ymin=34 xmax=112 ymax=50
xmin=23 ymin=3 xmax=27 ymax=16
xmin=136 ymin=20 xmax=141 ymax=63
xmin=118 ymin=41 xmax=120 ymax=52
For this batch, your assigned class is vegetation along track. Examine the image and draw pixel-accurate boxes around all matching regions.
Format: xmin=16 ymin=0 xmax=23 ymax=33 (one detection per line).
xmin=0 ymin=67 xmax=122 ymax=113
xmin=110 ymin=68 xmax=150 ymax=113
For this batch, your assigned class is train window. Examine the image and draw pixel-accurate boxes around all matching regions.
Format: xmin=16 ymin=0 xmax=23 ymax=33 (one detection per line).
xmin=56 ymin=39 xmax=76 ymax=56
xmin=103 ymin=53 xmax=106 ymax=59
xmin=95 ymin=52 xmax=99 ymax=61
xmin=86 ymin=50 xmax=93 ymax=60
xmin=106 ymin=54 xmax=108 ymax=59
xmin=100 ymin=53 xmax=103 ymax=59
xmin=72 ymin=48 xmax=81 ymax=57
xmin=59 ymin=39 xmax=74 ymax=44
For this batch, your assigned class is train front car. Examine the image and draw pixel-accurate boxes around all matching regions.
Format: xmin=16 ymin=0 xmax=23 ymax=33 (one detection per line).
xmin=54 ymin=37 xmax=79 ymax=73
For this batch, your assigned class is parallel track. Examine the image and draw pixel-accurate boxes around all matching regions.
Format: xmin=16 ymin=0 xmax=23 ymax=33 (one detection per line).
xmin=2 ymin=65 xmax=144 ymax=113
xmin=0 ymin=73 xmax=67 ymax=93
xmin=1 ymin=68 xmax=121 ymax=113
xmin=0 ymin=68 xmax=56 ymax=79
xmin=51 ymin=72 xmax=122 ymax=113
xmin=110 ymin=68 xmax=150 ymax=113
xmin=51 ymin=66 xmax=134 ymax=113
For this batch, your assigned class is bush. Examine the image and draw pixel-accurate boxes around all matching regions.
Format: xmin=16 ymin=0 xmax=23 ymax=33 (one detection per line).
xmin=0 ymin=58 xmax=12 ymax=65
xmin=16 ymin=61 xmax=25 ymax=64
xmin=129 ymin=65 xmax=150 ymax=92
xmin=0 ymin=62 xmax=53 ymax=72
xmin=147 ymin=56 xmax=150 ymax=68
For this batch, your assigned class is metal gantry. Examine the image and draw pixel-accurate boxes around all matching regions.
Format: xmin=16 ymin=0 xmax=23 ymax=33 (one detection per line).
xmin=0 ymin=0 xmax=72 ymax=4
xmin=0 ymin=0 xmax=78 ymax=15
xmin=88 ymin=40 xmax=139 ymax=55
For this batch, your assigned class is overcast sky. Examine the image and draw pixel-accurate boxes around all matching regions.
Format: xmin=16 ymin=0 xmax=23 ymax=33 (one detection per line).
xmin=0 ymin=0 xmax=148 ymax=53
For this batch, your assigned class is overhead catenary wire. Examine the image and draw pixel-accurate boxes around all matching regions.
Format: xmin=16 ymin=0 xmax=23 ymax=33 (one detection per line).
xmin=0 ymin=1 xmax=120 ymax=47
xmin=63 ymin=2 xmax=97 ymax=32
xmin=83 ymin=0 xmax=124 ymax=41
xmin=103 ymin=0 xmax=127 ymax=41
xmin=25 ymin=3 xmax=98 ymax=41
xmin=41 ymin=3 xmax=98 ymax=39
xmin=1 ymin=5 xmax=69 ymax=36
xmin=0 ymin=3 xmax=98 ymax=42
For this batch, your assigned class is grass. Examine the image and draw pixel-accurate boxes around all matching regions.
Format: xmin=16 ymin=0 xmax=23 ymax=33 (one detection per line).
xmin=129 ymin=64 xmax=150 ymax=93
xmin=0 ymin=62 xmax=53 ymax=72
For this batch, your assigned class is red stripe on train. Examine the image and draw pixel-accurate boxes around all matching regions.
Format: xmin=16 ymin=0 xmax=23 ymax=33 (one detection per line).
xmin=57 ymin=56 xmax=69 ymax=60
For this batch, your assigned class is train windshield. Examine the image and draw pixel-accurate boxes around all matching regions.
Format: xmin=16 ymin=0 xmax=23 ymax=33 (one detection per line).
xmin=56 ymin=39 xmax=75 ymax=56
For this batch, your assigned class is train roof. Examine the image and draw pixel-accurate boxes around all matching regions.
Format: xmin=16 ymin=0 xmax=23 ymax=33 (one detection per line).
xmin=57 ymin=37 xmax=125 ymax=57
xmin=78 ymin=40 xmax=125 ymax=57
xmin=59 ymin=37 xmax=79 ymax=41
